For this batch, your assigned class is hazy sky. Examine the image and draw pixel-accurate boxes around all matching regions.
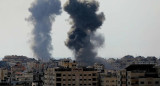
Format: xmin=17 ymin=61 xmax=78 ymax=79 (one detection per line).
xmin=0 ymin=0 xmax=160 ymax=59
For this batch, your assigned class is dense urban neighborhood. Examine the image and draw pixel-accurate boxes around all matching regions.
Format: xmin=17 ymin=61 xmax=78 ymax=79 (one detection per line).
xmin=0 ymin=55 xmax=159 ymax=86
xmin=0 ymin=0 xmax=159 ymax=86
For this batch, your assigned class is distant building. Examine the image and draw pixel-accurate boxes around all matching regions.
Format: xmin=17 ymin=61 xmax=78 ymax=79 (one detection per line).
xmin=44 ymin=67 xmax=99 ymax=86
xmin=11 ymin=62 xmax=26 ymax=73
xmin=0 ymin=68 xmax=9 ymax=83
xmin=3 ymin=55 xmax=36 ymax=65
xmin=94 ymin=63 xmax=104 ymax=73
xmin=58 ymin=59 xmax=77 ymax=68
xmin=14 ymin=72 xmax=33 ymax=85
xmin=117 ymin=64 xmax=160 ymax=86
xmin=100 ymin=70 xmax=117 ymax=86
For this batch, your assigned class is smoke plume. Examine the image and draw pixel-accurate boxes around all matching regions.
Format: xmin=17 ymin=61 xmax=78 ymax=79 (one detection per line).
xmin=64 ymin=0 xmax=105 ymax=65
xmin=28 ymin=0 xmax=61 ymax=62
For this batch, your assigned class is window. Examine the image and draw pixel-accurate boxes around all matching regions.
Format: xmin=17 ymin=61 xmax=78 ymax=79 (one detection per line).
xmin=148 ymin=81 xmax=152 ymax=84
xmin=92 ymin=78 xmax=96 ymax=81
xmin=92 ymin=73 xmax=96 ymax=76
xmin=56 ymin=83 xmax=61 ymax=86
xmin=56 ymin=73 xmax=61 ymax=77
xmin=72 ymin=74 xmax=75 ymax=76
xmin=155 ymin=81 xmax=159 ymax=84
xmin=92 ymin=83 xmax=97 ymax=85
xmin=56 ymin=78 xmax=61 ymax=81
xmin=68 ymin=74 xmax=71 ymax=76
xmin=135 ymin=81 xmax=139 ymax=84
xmin=140 ymin=81 xmax=144 ymax=84
xmin=128 ymin=82 xmax=130 ymax=85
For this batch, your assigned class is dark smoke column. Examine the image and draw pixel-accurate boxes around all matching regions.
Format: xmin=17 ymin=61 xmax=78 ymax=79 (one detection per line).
xmin=64 ymin=0 xmax=105 ymax=66
xmin=28 ymin=0 xmax=61 ymax=62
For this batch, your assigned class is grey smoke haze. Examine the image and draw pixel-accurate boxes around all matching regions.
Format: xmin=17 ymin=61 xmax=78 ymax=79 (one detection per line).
xmin=28 ymin=0 xmax=61 ymax=61
xmin=64 ymin=0 xmax=105 ymax=65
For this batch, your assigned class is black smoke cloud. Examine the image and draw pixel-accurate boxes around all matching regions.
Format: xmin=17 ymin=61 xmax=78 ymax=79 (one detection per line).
xmin=28 ymin=0 xmax=61 ymax=62
xmin=64 ymin=0 xmax=105 ymax=65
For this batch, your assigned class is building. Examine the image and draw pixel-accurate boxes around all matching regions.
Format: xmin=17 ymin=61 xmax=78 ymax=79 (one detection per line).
xmin=3 ymin=55 xmax=36 ymax=64
xmin=117 ymin=64 xmax=160 ymax=86
xmin=0 ymin=68 xmax=9 ymax=83
xmin=101 ymin=70 xmax=117 ymax=86
xmin=11 ymin=62 xmax=26 ymax=73
xmin=117 ymin=69 xmax=126 ymax=86
xmin=14 ymin=72 xmax=33 ymax=85
xmin=44 ymin=67 xmax=99 ymax=86
xmin=58 ymin=59 xmax=77 ymax=68
xmin=94 ymin=63 xmax=105 ymax=73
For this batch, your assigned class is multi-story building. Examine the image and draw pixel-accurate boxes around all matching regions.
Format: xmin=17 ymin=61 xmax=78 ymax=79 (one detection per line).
xmin=101 ymin=76 xmax=117 ymax=86
xmin=138 ymin=78 xmax=160 ymax=86
xmin=0 ymin=68 xmax=9 ymax=83
xmin=101 ymin=70 xmax=117 ymax=86
xmin=11 ymin=62 xmax=26 ymax=73
xmin=94 ymin=63 xmax=104 ymax=73
xmin=15 ymin=72 xmax=33 ymax=84
xmin=117 ymin=69 xmax=126 ymax=86
xmin=58 ymin=59 xmax=77 ymax=68
xmin=117 ymin=64 xmax=160 ymax=86
xmin=3 ymin=55 xmax=36 ymax=64
xmin=44 ymin=67 xmax=99 ymax=86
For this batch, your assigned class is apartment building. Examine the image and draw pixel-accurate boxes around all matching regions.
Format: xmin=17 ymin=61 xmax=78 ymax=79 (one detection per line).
xmin=0 ymin=68 xmax=9 ymax=83
xmin=101 ymin=70 xmax=117 ymax=86
xmin=117 ymin=69 xmax=126 ymax=86
xmin=101 ymin=76 xmax=117 ymax=86
xmin=117 ymin=64 xmax=160 ymax=86
xmin=11 ymin=62 xmax=26 ymax=73
xmin=15 ymin=72 xmax=33 ymax=84
xmin=44 ymin=67 xmax=99 ymax=86
xmin=58 ymin=59 xmax=77 ymax=68
xmin=94 ymin=63 xmax=104 ymax=73
xmin=138 ymin=78 xmax=160 ymax=86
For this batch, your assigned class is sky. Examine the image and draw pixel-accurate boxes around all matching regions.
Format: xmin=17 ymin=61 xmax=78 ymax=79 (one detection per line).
xmin=0 ymin=0 xmax=160 ymax=59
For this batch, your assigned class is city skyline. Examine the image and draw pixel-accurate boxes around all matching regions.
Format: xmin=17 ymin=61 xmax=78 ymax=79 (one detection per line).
xmin=0 ymin=0 xmax=160 ymax=59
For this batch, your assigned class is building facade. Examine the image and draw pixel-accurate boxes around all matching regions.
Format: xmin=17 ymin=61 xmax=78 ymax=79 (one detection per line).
xmin=117 ymin=64 xmax=160 ymax=86
xmin=44 ymin=67 xmax=99 ymax=86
